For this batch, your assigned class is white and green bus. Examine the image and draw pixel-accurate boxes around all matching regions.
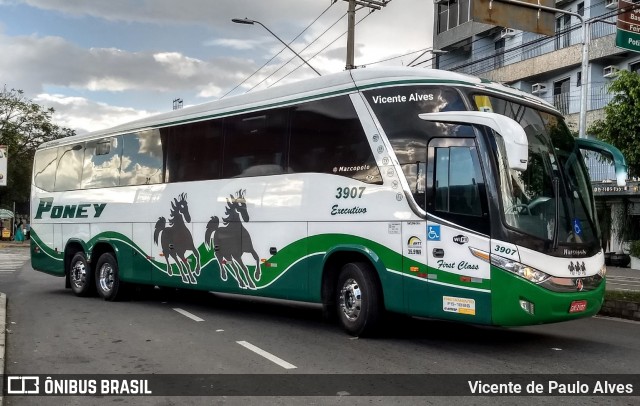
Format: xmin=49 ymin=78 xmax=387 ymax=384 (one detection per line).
xmin=30 ymin=67 xmax=627 ymax=335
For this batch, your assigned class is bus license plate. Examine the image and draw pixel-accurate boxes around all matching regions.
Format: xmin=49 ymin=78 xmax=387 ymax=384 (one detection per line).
xmin=569 ymin=300 xmax=587 ymax=313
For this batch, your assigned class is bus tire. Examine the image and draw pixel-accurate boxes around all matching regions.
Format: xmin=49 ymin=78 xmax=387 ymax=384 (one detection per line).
xmin=336 ymin=262 xmax=382 ymax=336
xmin=69 ymin=252 xmax=94 ymax=297
xmin=95 ymin=253 xmax=127 ymax=301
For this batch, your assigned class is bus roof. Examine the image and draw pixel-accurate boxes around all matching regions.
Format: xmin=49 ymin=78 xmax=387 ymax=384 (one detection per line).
xmin=39 ymin=67 xmax=558 ymax=149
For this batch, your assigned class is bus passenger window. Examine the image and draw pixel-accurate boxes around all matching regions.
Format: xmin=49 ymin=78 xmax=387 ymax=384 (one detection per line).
xmin=121 ymin=130 xmax=165 ymax=186
xmin=33 ymin=148 xmax=59 ymax=191
xmin=165 ymin=120 xmax=222 ymax=182
xmin=289 ymin=96 xmax=382 ymax=184
xmin=53 ymin=144 xmax=85 ymax=192
xmin=81 ymin=137 xmax=122 ymax=189
xmin=222 ymin=109 xmax=287 ymax=178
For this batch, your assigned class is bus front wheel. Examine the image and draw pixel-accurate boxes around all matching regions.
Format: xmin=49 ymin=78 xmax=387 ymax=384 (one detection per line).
xmin=69 ymin=252 xmax=94 ymax=297
xmin=336 ymin=262 xmax=382 ymax=336
xmin=95 ymin=253 xmax=126 ymax=301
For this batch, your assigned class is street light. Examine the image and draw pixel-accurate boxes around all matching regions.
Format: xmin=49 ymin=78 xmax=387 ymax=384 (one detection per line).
xmin=232 ymin=18 xmax=321 ymax=76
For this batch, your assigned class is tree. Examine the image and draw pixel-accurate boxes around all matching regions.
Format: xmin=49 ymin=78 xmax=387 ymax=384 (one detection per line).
xmin=0 ymin=87 xmax=75 ymax=210
xmin=589 ymin=70 xmax=640 ymax=245
xmin=589 ymin=69 xmax=640 ymax=177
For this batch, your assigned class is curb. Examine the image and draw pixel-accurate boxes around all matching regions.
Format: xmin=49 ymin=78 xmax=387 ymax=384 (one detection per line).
xmin=599 ymin=298 xmax=640 ymax=321
xmin=0 ymin=242 xmax=29 ymax=249
xmin=0 ymin=292 xmax=5 ymax=406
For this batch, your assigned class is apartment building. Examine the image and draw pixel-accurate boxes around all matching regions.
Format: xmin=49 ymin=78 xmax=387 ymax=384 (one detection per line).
xmin=432 ymin=0 xmax=640 ymax=256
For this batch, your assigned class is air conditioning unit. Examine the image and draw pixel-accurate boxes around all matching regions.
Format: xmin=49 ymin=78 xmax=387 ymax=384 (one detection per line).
xmin=500 ymin=28 xmax=517 ymax=39
xmin=603 ymin=65 xmax=619 ymax=78
xmin=531 ymin=83 xmax=548 ymax=94
xmin=605 ymin=0 xmax=617 ymax=9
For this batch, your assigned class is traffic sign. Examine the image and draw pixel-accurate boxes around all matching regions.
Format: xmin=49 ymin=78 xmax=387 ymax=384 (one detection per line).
xmin=616 ymin=0 xmax=640 ymax=53
xmin=472 ymin=0 xmax=555 ymax=37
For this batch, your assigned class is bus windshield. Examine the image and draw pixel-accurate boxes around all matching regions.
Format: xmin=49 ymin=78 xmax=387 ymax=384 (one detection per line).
xmin=474 ymin=94 xmax=597 ymax=246
xmin=363 ymin=85 xmax=598 ymax=250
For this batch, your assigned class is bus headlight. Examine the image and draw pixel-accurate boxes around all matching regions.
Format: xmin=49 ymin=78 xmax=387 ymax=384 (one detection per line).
xmin=598 ymin=264 xmax=607 ymax=278
xmin=491 ymin=255 xmax=550 ymax=284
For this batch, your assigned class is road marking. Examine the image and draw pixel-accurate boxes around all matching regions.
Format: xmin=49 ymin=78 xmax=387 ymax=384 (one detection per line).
xmin=236 ymin=340 xmax=297 ymax=370
xmin=172 ymin=308 xmax=204 ymax=322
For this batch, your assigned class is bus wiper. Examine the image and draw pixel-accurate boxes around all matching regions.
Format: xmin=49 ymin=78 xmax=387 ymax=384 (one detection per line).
xmin=552 ymin=176 xmax=560 ymax=249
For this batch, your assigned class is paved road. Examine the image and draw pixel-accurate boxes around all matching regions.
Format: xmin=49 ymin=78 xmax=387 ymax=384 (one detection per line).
xmin=1 ymin=247 xmax=640 ymax=405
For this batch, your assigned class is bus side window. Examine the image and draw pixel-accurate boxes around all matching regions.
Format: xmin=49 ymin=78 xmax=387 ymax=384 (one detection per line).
xmin=222 ymin=109 xmax=288 ymax=178
xmin=120 ymin=130 xmax=165 ymax=186
xmin=33 ymin=148 xmax=59 ymax=191
xmin=434 ymin=146 xmax=483 ymax=216
xmin=165 ymin=120 xmax=222 ymax=182
xmin=289 ymin=96 xmax=382 ymax=184
xmin=81 ymin=136 xmax=122 ymax=189
xmin=53 ymin=144 xmax=85 ymax=192
xmin=429 ymin=138 xmax=488 ymax=234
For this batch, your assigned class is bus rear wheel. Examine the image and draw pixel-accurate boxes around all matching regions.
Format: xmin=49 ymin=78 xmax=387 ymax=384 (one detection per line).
xmin=95 ymin=253 xmax=126 ymax=301
xmin=69 ymin=252 xmax=94 ymax=297
xmin=336 ymin=262 xmax=382 ymax=336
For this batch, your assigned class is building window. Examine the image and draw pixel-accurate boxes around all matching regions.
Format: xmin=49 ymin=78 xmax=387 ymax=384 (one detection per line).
xmin=577 ymin=71 xmax=582 ymax=87
xmin=577 ymin=2 xmax=584 ymax=16
xmin=553 ymin=78 xmax=570 ymax=115
xmin=555 ymin=14 xmax=571 ymax=50
xmin=459 ymin=0 xmax=470 ymax=25
xmin=436 ymin=0 xmax=471 ymax=34
xmin=630 ymin=61 xmax=640 ymax=74
xmin=438 ymin=4 xmax=448 ymax=33
xmin=448 ymin=0 xmax=459 ymax=29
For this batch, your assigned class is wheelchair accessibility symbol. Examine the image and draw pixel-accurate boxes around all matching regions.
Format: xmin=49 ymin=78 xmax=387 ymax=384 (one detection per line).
xmin=573 ymin=219 xmax=582 ymax=236
xmin=427 ymin=225 xmax=441 ymax=241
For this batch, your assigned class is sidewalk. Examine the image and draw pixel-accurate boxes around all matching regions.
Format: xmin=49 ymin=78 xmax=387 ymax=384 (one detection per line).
xmin=0 ymin=240 xmax=29 ymax=249
xmin=607 ymin=265 xmax=639 ymax=277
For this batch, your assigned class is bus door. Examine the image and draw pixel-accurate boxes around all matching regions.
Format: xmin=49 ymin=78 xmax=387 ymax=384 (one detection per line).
xmin=409 ymin=137 xmax=492 ymax=322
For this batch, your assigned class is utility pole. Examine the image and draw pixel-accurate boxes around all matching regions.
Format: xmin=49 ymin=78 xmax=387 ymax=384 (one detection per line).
xmin=344 ymin=0 xmax=389 ymax=70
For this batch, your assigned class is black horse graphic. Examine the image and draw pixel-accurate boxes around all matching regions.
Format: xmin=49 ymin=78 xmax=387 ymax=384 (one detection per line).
xmin=205 ymin=189 xmax=261 ymax=289
xmin=154 ymin=193 xmax=201 ymax=284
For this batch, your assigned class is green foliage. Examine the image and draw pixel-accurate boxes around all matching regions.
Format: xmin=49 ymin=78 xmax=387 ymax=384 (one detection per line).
xmin=588 ymin=70 xmax=640 ymax=177
xmin=630 ymin=240 xmax=640 ymax=258
xmin=605 ymin=290 xmax=640 ymax=303
xmin=611 ymin=199 xmax=640 ymax=244
xmin=0 ymin=87 xmax=75 ymax=208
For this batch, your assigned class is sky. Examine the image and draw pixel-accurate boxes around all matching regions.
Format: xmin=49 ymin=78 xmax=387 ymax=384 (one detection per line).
xmin=0 ymin=0 xmax=434 ymax=135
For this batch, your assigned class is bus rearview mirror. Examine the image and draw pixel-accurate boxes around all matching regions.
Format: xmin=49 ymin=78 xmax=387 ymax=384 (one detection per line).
xmin=419 ymin=111 xmax=528 ymax=172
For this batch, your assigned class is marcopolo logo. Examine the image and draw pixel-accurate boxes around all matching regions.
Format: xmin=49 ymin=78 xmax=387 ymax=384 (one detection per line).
xmin=35 ymin=198 xmax=107 ymax=220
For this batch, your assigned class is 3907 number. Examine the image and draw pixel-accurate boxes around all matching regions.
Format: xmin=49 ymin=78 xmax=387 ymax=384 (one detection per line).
xmin=494 ymin=245 xmax=516 ymax=256
xmin=336 ymin=187 xmax=365 ymax=199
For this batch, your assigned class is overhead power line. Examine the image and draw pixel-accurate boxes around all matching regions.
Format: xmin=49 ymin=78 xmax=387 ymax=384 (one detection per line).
xmin=268 ymin=9 xmax=377 ymax=88
xmin=221 ymin=1 xmax=338 ymax=99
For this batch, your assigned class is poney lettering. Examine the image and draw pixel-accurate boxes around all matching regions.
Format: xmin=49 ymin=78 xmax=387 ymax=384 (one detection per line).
xmin=35 ymin=199 xmax=107 ymax=219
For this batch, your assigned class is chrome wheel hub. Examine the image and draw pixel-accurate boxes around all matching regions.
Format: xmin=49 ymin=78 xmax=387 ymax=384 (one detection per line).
xmin=339 ymin=278 xmax=362 ymax=321
xmin=71 ymin=261 xmax=86 ymax=288
xmin=99 ymin=263 xmax=114 ymax=293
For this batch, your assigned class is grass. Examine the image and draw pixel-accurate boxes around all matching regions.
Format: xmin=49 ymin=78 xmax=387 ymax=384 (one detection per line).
xmin=605 ymin=290 xmax=640 ymax=302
